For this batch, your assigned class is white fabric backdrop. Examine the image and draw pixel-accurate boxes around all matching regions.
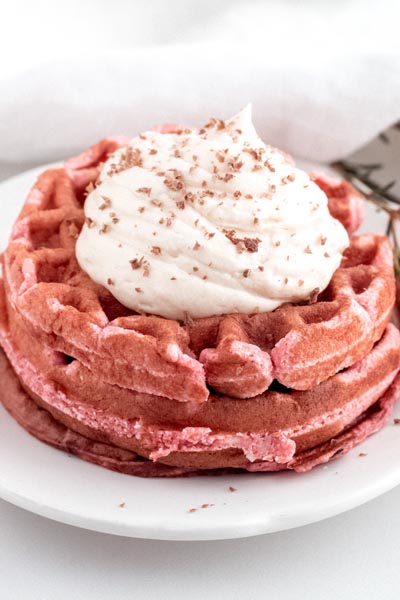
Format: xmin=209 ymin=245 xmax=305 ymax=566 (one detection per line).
xmin=0 ymin=0 xmax=399 ymax=171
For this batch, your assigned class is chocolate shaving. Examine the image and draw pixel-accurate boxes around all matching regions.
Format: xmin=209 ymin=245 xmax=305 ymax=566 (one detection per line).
xmin=85 ymin=182 xmax=95 ymax=195
xmin=217 ymin=173 xmax=234 ymax=182
xmin=99 ymin=224 xmax=110 ymax=234
xmin=85 ymin=217 xmax=95 ymax=228
xmin=264 ymin=160 xmax=276 ymax=172
xmin=129 ymin=256 xmax=149 ymax=272
xmin=185 ymin=192 xmax=195 ymax=203
xmin=227 ymin=156 xmax=244 ymax=172
xmin=203 ymin=116 xmax=226 ymax=131
xmin=150 ymin=199 xmax=163 ymax=208
xmin=223 ymin=229 xmax=261 ymax=253
xmin=163 ymin=169 xmax=185 ymax=192
xmin=244 ymin=147 xmax=264 ymax=161
xmin=99 ymin=196 xmax=112 ymax=210
xmin=107 ymin=147 xmax=143 ymax=176
xmin=286 ymin=173 xmax=296 ymax=182
xmin=136 ymin=187 xmax=152 ymax=196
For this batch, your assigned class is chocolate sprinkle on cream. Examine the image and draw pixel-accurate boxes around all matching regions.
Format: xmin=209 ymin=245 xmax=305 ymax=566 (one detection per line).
xmin=129 ymin=256 xmax=150 ymax=273
xmin=99 ymin=196 xmax=112 ymax=210
xmin=136 ymin=187 xmax=152 ymax=196
xmin=85 ymin=182 xmax=95 ymax=195
xmin=99 ymin=224 xmax=110 ymax=234
xmin=107 ymin=147 xmax=143 ymax=176
xmin=164 ymin=170 xmax=185 ymax=191
xmin=223 ymin=229 xmax=261 ymax=253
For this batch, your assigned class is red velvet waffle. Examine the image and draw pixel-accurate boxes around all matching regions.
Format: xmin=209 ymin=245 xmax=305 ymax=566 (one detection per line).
xmin=0 ymin=137 xmax=398 ymax=476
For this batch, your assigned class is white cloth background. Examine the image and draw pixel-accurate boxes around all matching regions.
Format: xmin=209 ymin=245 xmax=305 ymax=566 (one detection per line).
xmin=0 ymin=0 xmax=399 ymax=176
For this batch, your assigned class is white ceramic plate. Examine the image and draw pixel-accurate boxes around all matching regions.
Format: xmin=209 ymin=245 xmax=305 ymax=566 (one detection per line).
xmin=0 ymin=164 xmax=399 ymax=542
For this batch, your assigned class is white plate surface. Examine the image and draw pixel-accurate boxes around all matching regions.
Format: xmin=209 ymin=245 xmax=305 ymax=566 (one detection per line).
xmin=0 ymin=164 xmax=399 ymax=541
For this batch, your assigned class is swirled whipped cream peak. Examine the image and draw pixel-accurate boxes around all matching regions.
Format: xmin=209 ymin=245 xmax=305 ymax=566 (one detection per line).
xmin=76 ymin=106 xmax=349 ymax=320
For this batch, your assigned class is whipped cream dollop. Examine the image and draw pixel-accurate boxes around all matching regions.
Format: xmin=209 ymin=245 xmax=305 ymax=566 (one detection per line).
xmin=76 ymin=106 xmax=349 ymax=320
